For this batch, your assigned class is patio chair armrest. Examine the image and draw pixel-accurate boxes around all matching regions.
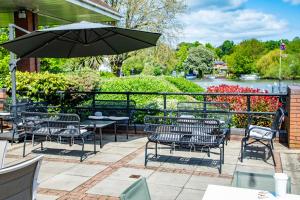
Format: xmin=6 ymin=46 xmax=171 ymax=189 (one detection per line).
xmin=246 ymin=126 xmax=276 ymax=139
xmin=248 ymin=126 xmax=276 ymax=133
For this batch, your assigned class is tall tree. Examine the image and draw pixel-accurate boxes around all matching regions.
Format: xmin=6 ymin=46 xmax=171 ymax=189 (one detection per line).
xmin=217 ymin=40 xmax=234 ymax=58
xmin=183 ymin=45 xmax=214 ymax=78
xmin=175 ymin=41 xmax=200 ymax=71
xmin=105 ymin=0 xmax=186 ymax=76
xmin=226 ymin=39 xmax=266 ymax=76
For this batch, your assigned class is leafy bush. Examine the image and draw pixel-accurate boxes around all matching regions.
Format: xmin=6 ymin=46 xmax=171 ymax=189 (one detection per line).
xmin=99 ymin=71 xmax=115 ymax=78
xmin=0 ymin=29 xmax=9 ymax=88
xmin=122 ymin=56 xmax=144 ymax=76
xmin=40 ymin=58 xmax=68 ymax=73
xmin=5 ymin=71 xmax=99 ymax=106
xmin=207 ymin=84 xmax=281 ymax=127
xmin=164 ymin=76 xmax=204 ymax=100
xmin=98 ymin=76 xmax=197 ymax=123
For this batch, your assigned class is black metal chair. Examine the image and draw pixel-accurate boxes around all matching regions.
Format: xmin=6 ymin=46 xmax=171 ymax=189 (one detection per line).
xmin=240 ymin=107 xmax=285 ymax=166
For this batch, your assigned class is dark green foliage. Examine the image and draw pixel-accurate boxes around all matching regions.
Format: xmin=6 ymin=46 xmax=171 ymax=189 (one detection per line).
xmin=183 ymin=45 xmax=215 ymax=77
xmin=216 ymin=40 xmax=235 ymax=58
xmin=0 ymin=28 xmax=9 ymax=88
xmin=164 ymin=76 xmax=204 ymax=100
xmin=226 ymin=39 xmax=266 ymax=76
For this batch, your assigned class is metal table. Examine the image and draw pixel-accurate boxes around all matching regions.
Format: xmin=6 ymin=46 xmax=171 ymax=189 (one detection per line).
xmin=81 ymin=120 xmax=116 ymax=151
xmin=89 ymin=115 xmax=130 ymax=139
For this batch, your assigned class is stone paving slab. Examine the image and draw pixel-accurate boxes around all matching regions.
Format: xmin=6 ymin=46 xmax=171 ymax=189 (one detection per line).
xmin=176 ymin=188 xmax=205 ymax=200
xmin=87 ymin=178 xmax=136 ymax=197
xmin=147 ymin=171 xmax=191 ymax=187
xmin=148 ymin=183 xmax=182 ymax=200
xmin=185 ymin=175 xmax=232 ymax=190
xmin=2 ymin=135 xmax=299 ymax=199
xmin=40 ymin=174 xmax=91 ymax=191
xmin=37 ymin=194 xmax=59 ymax=200
xmin=109 ymin=167 xmax=154 ymax=181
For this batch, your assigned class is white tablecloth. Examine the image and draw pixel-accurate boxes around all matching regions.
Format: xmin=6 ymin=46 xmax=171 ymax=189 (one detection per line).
xmin=202 ymin=185 xmax=300 ymax=200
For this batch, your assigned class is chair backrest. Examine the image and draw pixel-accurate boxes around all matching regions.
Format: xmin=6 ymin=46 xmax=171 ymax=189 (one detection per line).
xmin=120 ymin=178 xmax=151 ymax=200
xmin=271 ymin=107 xmax=285 ymax=131
xmin=177 ymin=102 xmax=230 ymax=121
xmin=0 ymin=155 xmax=43 ymax=200
xmin=0 ymin=140 xmax=8 ymax=169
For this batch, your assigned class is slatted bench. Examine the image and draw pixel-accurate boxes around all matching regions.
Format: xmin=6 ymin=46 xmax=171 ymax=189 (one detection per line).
xmin=144 ymin=116 xmax=225 ymax=173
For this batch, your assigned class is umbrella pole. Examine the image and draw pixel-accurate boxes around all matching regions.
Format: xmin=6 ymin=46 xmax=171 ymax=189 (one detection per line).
xmin=8 ymin=24 xmax=30 ymax=139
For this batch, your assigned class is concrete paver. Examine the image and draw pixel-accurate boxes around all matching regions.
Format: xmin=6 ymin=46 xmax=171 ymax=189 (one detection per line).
xmin=2 ymin=135 xmax=299 ymax=199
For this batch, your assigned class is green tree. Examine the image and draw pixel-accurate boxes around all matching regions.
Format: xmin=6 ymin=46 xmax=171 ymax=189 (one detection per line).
xmin=175 ymin=41 xmax=200 ymax=71
xmin=0 ymin=28 xmax=9 ymax=88
xmin=217 ymin=40 xmax=234 ymax=58
xmin=183 ymin=45 xmax=214 ymax=78
xmin=104 ymin=0 xmax=186 ymax=76
xmin=226 ymin=39 xmax=266 ymax=76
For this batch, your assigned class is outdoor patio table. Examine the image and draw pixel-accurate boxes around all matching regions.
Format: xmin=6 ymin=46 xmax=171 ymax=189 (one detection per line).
xmin=232 ymin=170 xmax=292 ymax=193
xmin=0 ymin=112 xmax=11 ymax=133
xmin=202 ymin=185 xmax=300 ymax=200
xmin=81 ymin=120 xmax=116 ymax=150
xmin=89 ymin=115 xmax=128 ymax=140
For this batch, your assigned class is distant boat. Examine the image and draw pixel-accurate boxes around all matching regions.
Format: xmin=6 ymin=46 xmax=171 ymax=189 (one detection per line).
xmin=240 ymin=74 xmax=260 ymax=81
xmin=185 ymin=74 xmax=197 ymax=80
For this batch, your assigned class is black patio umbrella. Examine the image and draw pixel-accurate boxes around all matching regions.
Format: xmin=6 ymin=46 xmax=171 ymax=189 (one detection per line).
xmin=0 ymin=21 xmax=161 ymax=139
xmin=0 ymin=21 xmax=161 ymax=58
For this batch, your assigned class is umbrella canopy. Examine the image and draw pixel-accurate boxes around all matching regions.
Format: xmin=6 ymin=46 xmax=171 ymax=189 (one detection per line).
xmin=0 ymin=21 xmax=161 ymax=58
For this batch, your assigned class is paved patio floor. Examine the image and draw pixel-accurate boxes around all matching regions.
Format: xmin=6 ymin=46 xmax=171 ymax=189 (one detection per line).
xmin=4 ymin=134 xmax=300 ymax=200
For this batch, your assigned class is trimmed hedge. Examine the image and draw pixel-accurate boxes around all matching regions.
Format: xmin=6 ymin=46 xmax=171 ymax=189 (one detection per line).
xmin=164 ymin=76 xmax=204 ymax=100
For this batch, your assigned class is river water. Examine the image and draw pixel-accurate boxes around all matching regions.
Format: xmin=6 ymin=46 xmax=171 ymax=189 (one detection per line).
xmin=193 ymin=78 xmax=300 ymax=92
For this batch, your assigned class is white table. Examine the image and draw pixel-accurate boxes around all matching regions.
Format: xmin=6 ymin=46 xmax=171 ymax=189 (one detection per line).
xmin=202 ymin=185 xmax=300 ymax=200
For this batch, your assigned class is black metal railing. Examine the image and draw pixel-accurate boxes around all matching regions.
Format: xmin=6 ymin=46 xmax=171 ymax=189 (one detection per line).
xmin=13 ymin=90 xmax=287 ymax=127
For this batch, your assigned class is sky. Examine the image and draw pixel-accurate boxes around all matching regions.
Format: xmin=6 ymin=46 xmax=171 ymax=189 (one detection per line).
xmin=178 ymin=0 xmax=300 ymax=46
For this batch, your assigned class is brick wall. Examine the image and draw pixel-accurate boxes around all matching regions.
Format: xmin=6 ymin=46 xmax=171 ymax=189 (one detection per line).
xmin=287 ymin=86 xmax=300 ymax=148
xmin=0 ymin=89 xmax=7 ymax=111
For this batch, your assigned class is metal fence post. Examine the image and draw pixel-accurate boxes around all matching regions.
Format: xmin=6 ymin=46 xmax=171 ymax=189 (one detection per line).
xmin=247 ymin=95 xmax=251 ymax=124
xmin=126 ymin=92 xmax=130 ymax=116
xmin=163 ymin=94 xmax=167 ymax=117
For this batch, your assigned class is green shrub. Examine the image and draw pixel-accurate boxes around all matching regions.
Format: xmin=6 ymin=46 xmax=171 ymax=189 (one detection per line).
xmin=122 ymin=56 xmax=144 ymax=76
xmin=98 ymin=76 xmax=197 ymax=123
xmin=99 ymin=71 xmax=115 ymax=78
xmin=5 ymin=71 xmax=99 ymax=106
xmin=164 ymin=76 xmax=205 ymax=100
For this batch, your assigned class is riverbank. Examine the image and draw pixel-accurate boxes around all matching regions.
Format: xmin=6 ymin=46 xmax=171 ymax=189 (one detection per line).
xmin=193 ymin=78 xmax=300 ymax=92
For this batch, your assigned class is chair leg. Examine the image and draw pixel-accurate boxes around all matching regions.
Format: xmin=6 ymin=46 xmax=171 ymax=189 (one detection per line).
xmin=80 ymin=138 xmax=85 ymax=162
xmin=271 ymin=140 xmax=274 ymax=150
xmin=32 ymin=134 xmax=35 ymax=146
xmin=145 ymin=141 xmax=150 ymax=166
xmin=23 ymin=134 xmax=27 ymax=157
xmin=93 ymin=132 xmax=96 ymax=154
xmin=155 ymin=142 xmax=158 ymax=158
xmin=268 ymin=144 xmax=276 ymax=166
xmin=41 ymin=141 xmax=44 ymax=151
xmin=219 ymin=147 xmax=223 ymax=174
xmin=222 ymin=143 xmax=225 ymax=164
xmin=207 ymin=147 xmax=210 ymax=157
xmin=240 ymin=138 xmax=244 ymax=162
xmin=126 ymin=121 xmax=129 ymax=140
xmin=134 ymin=123 xmax=137 ymax=134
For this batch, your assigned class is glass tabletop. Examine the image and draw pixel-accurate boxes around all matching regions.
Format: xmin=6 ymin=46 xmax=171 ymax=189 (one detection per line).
xmin=81 ymin=120 xmax=115 ymax=128
xmin=232 ymin=170 xmax=291 ymax=194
